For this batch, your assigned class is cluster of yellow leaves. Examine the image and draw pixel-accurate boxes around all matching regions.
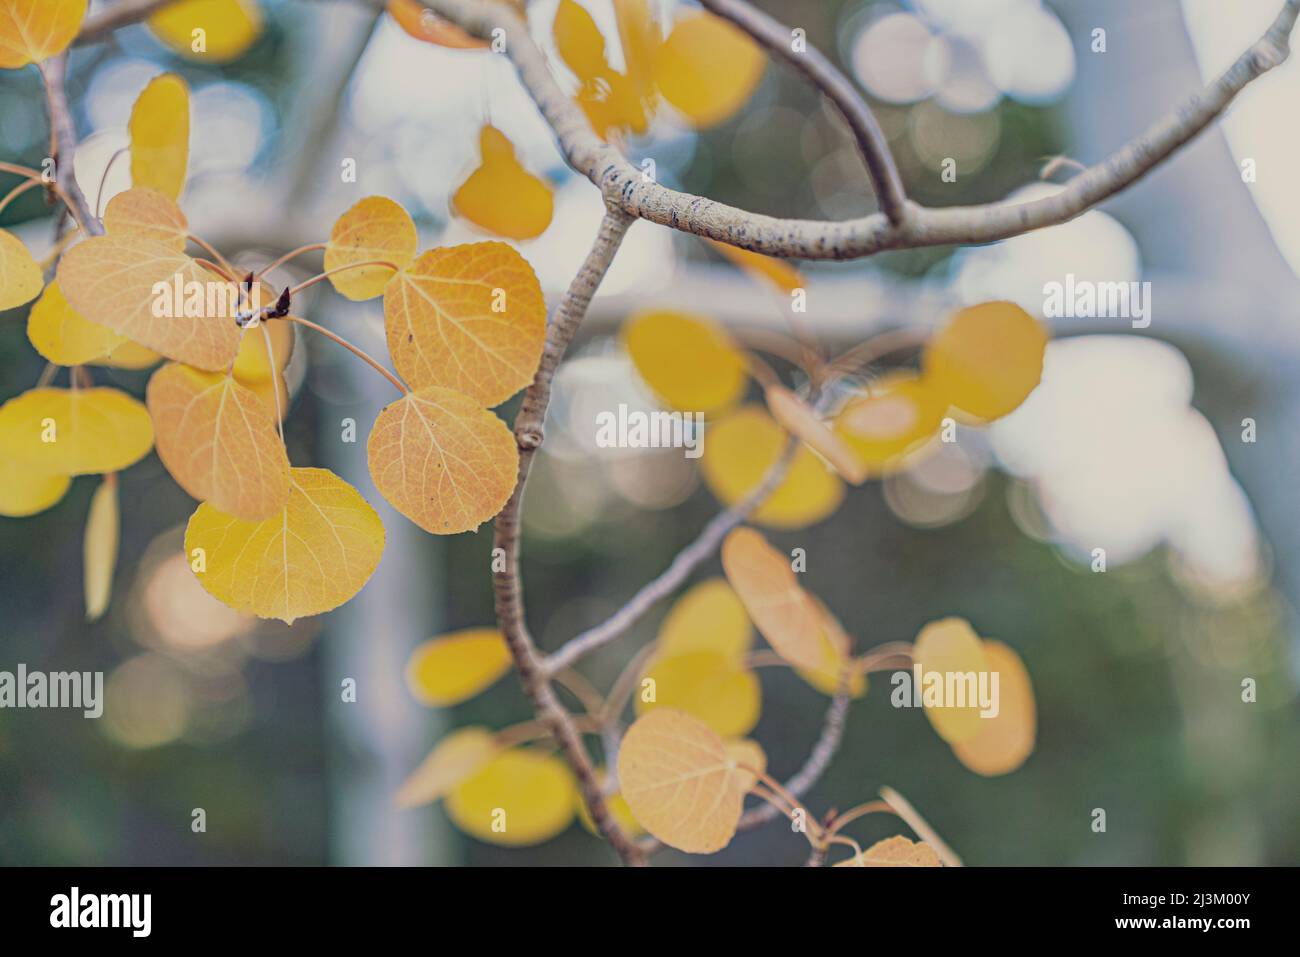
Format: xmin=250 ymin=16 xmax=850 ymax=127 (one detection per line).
xmin=912 ymin=617 xmax=1036 ymax=776
xmin=553 ymin=0 xmax=766 ymax=137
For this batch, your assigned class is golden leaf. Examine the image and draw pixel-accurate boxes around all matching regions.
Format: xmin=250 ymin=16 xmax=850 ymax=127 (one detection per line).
xmin=387 ymin=0 xmax=490 ymax=50
xmin=923 ymin=301 xmax=1047 ymax=422
xmin=707 ymin=238 xmax=803 ymax=294
xmin=128 ymin=74 xmax=190 ymax=201
xmin=0 ymin=387 xmax=153 ymax=476
xmin=27 ymin=282 xmax=131 ymax=367
xmin=636 ymin=650 xmax=761 ymax=738
xmin=623 ymin=309 xmax=748 ymax=414
xmin=657 ymin=577 xmax=752 ymax=663
xmin=446 ymin=748 xmax=577 ymax=846
xmin=148 ymin=0 xmax=263 ymax=63
xmin=103 ymin=186 xmax=189 ymax=250
xmin=0 ymin=455 xmax=70 ymax=517
xmin=383 ymin=242 xmax=545 ymax=407
xmin=323 ymin=196 xmax=418 ymax=302
xmin=83 ymin=478 xmax=119 ymax=622
xmin=0 ymin=0 xmax=86 ymax=69
xmin=912 ymin=617 xmax=990 ymax=745
xmin=405 ymin=627 xmax=512 ymax=706
xmin=395 ymin=726 xmax=499 ymax=809
xmin=0 ymin=228 xmax=42 ymax=310
xmin=835 ymin=835 xmax=942 ymax=868
xmin=554 ymin=0 xmax=607 ymax=81
xmin=951 ymin=641 xmax=1036 ymax=776
xmin=765 ymin=384 xmax=866 ymax=484
xmin=184 ymin=467 xmax=385 ymax=623
xmin=146 ymin=362 xmax=290 ymax=520
xmin=724 ymin=738 xmax=766 ymax=793
xmin=451 ymin=125 xmax=554 ymax=240
xmin=833 ymin=371 xmax=946 ymax=477
xmin=655 ymin=11 xmax=764 ymax=128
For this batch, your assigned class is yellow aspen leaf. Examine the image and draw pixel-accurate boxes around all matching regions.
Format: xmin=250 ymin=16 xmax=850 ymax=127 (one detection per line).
xmin=103 ymin=186 xmax=189 ymax=250
xmin=0 ymin=228 xmax=42 ymax=310
xmin=614 ymin=0 xmax=660 ymax=93
xmin=923 ymin=301 xmax=1047 ymax=422
xmin=636 ymin=650 xmax=761 ymax=738
xmin=618 ymin=708 xmax=749 ymax=854
xmin=405 ymin=627 xmax=512 ymax=706
xmin=83 ymin=478 xmax=119 ymax=622
xmin=655 ymin=11 xmax=764 ymax=128
xmin=323 ymin=196 xmax=418 ymax=302
xmin=57 ymin=235 xmax=242 ymax=370
xmin=795 ymin=598 xmax=868 ymax=699
xmin=231 ymin=318 xmax=293 ymax=383
xmin=951 ymin=641 xmax=1036 ymax=776
xmin=554 ymin=0 xmax=607 ymax=81
xmin=384 ymin=242 xmax=546 ymax=406
xmin=834 ymin=372 xmax=946 ymax=477
xmin=148 ymin=0 xmax=263 ymax=63
xmin=367 ymin=386 xmax=518 ymax=535
xmin=623 ymin=309 xmax=748 ymax=414
xmin=721 ymin=526 xmax=829 ymax=672
xmin=95 ymin=340 xmax=162 ymax=371
xmin=0 ymin=455 xmax=70 ymax=517
xmin=446 ymin=748 xmax=577 ymax=846
xmin=765 ymin=385 xmax=867 ymax=485
xmin=0 ymin=0 xmax=86 ymax=69
xmin=0 ymin=387 xmax=153 ymax=476
xmin=835 ymin=835 xmax=942 ymax=868
xmin=657 ymin=577 xmax=752 ymax=663
xmin=243 ymin=373 xmax=290 ymax=422
xmin=575 ymin=773 xmax=643 ymax=838
xmin=702 ymin=406 xmax=844 ymax=530
xmin=183 ymin=467 xmax=385 ymax=623
xmin=28 ymin=282 xmax=128 ymax=367
xmin=395 ymin=726 xmax=499 ymax=809
xmin=128 ymin=75 xmax=190 ymax=201
xmin=146 ymin=362 xmax=290 ymax=520
xmin=707 ymin=238 xmax=803 ymax=294
xmin=724 ymin=738 xmax=766 ymax=793
xmin=913 ymin=617 xmax=990 ymax=746
xmin=387 ymin=0 xmax=491 ymax=50
xmin=451 ymin=125 xmax=554 ymax=241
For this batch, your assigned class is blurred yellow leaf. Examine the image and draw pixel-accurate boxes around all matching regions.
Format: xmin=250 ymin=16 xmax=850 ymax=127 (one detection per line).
xmin=724 ymin=738 xmax=766 ymax=793
xmin=103 ymin=186 xmax=188 ymax=250
xmin=94 ymin=340 xmax=162 ymax=371
xmin=765 ymin=384 xmax=866 ymax=484
xmin=912 ymin=617 xmax=990 ymax=745
xmin=0 ymin=387 xmax=153 ymax=476
xmin=833 ymin=372 xmax=946 ymax=477
xmin=657 ymin=577 xmax=752 ymax=662
xmin=654 ymin=11 xmax=764 ymax=128
xmin=387 ymin=0 xmax=503 ymax=50
xmin=0 ymin=0 xmax=86 ymax=69
xmin=623 ymin=309 xmax=748 ymax=414
xmin=0 ymin=228 xmax=42 ymax=310
xmin=452 ymin=125 xmax=554 ymax=240
xmin=618 ymin=708 xmax=749 ymax=854
xmin=446 ymin=748 xmax=577 ymax=846
xmin=405 ymin=627 xmax=512 ymax=707
xmin=384 ymin=242 xmax=546 ymax=407
xmin=0 ymin=455 xmax=70 ymax=517
xmin=146 ymin=362 xmax=290 ymax=520
xmin=28 ymin=282 xmax=130 ymax=367
xmin=148 ymin=0 xmax=262 ymax=63
xmin=702 ymin=406 xmax=844 ymax=530
xmin=324 ymin=196 xmax=418 ymax=302
xmin=923 ymin=301 xmax=1047 ymax=422
xmin=553 ymin=0 xmax=607 ymax=81
xmin=575 ymin=772 xmax=643 ymax=838
xmin=835 ymin=835 xmax=942 ymax=868
xmin=795 ymin=597 xmax=868 ymax=699
xmin=184 ymin=467 xmax=385 ymax=623
xmin=636 ymin=650 xmax=761 ymax=738
xmin=58 ymin=235 xmax=242 ymax=370
xmin=83 ymin=477 xmax=119 ymax=622
xmin=367 ymin=386 xmax=518 ymax=535
xmin=128 ymin=74 xmax=189 ymax=201
xmin=951 ymin=640 xmax=1036 ymax=776
xmin=231 ymin=317 xmax=293 ymax=383
xmin=395 ymin=726 xmax=499 ymax=809
xmin=707 ymin=238 xmax=803 ymax=294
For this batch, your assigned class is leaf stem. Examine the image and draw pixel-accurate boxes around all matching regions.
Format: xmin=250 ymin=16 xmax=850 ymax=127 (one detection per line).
xmin=256 ymin=242 xmax=327 ymax=279
xmin=188 ymin=233 xmax=236 ymax=277
xmin=286 ymin=260 xmax=400 ymax=297
xmin=278 ymin=314 xmax=409 ymax=395
xmin=0 ymin=178 xmax=42 ymax=216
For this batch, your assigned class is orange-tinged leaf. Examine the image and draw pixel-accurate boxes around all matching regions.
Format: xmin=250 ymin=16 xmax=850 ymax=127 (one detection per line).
xmin=451 ymin=125 xmax=554 ymax=240
xmin=446 ymin=748 xmax=577 ymax=846
xmin=951 ymin=641 xmax=1036 ymax=776
xmin=0 ymin=387 xmax=153 ymax=476
xmin=384 ymin=242 xmax=546 ymax=406
xmin=554 ymin=0 xmax=607 ymax=81
xmin=721 ymin=526 xmax=827 ymax=672
xmin=765 ymin=385 xmax=866 ymax=484
xmin=636 ymin=650 xmax=761 ymax=738
xmin=707 ymin=238 xmax=803 ymax=294
xmin=129 ymin=74 xmax=190 ymax=201
xmin=923 ymin=301 xmax=1047 ymax=422
xmin=0 ymin=228 xmax=42 ymax=310
xmin=148 ymin=0 xmax=263 ymax=63
xmin=184 ymin=466 xmax=385 ymax=623
xmin=796 ymin=597 xmax=868 ymax=698
xmin=323 ymin=196 xmax=418 ymax=302
xmin=146 ymin=362 xmax=290 ymax=520
xmin=388 ymin=0 xmax=487 ymax=50
xmin=395 ymin=726 xmax=499 ymax=809
xmin=57 ymin=235 xmax=242 ymax=370
xmin=405 ymin=627 xmax=512 ymax=706
xmin=367 ymin=386 xmax=518 ymax=535
xmin=27 ymin=282 xmax=130 ymax=366
xmin=0 ymin=0 xmax=86 ymax=69
xmin=834 ymin=372 xmax=946 ymax=477
xmin=83 ymin=477 xmax=119 ymax=622
xmin=702 ymin=405 xmax=844 ymax=530
xmin=835 ymin=835 xmax=942 ymax=868
xmin=655 ymin=11 xmax=764 ymax=128
xmin=913 ymin=617 xmax=990 ymax=745
xmin=618 ymin=708 xmax=749 ymax=854
xmin=103 ymin=186 xmax=189 ymax=250
xmin=0 ymin=455 xmax=70 ymax=517
xmin=657 ymin=577 xmax=752 ymax=663
xmin=623 ymin=309 xmax=748 ymax=414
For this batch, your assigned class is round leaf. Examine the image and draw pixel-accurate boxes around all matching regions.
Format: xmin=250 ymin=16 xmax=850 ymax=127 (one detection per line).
xmin=951 ymin=641 xmax=1036 ymax=776
xmin=923 ymin=301 xmax=1047 ymax=422
xmin=0 ymin=456 xmax=70 ymax=517
xmin=27 ymin=282 xmax=131 ymax=366
xmin=148 ymin=0 xmax=263 ymax=63
xmin=0 ymin=387 xmax=153 ymax=475
xmin=446 ymin=748 xmax=577 ymax=846
xmin=0 ymin=228 xmax=42 ymax=310
xmin=395 ymin=726 xmax=499 ymax=809
xmin=623 ymin=309 xmax=748 ymax=414
xmin=103 ymin=186 xmax=189 ymax=250
xmin=0 ymin=0 xmax=86 ymax=69
xmin=405 ymin=627 xmax=512 ymax=706
xmin=657 ymin=577 xmax=752 ymax=662
xmin=833 ymin=372 xmax=946 ymax=477
xmin=913 ymin=617 xmax=990 ymax=745
xmin=835 ymin=835 xmax=942 ymax=868
xmin=128 ymin=75 xmax=190 ymax=201
xmin=636 ymin=650 xmax=761 ymax=738
xmin=323 ymin=196 xmax=418 ymax=302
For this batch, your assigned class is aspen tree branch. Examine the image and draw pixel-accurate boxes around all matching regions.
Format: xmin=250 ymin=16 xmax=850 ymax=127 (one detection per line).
xmin=490 ymin=209 xmax=646 ymax=866
xmin=418 ymin=0 xmax=1299 ymax=260
xmin=38 ymin=55 xmax=102 ymax=237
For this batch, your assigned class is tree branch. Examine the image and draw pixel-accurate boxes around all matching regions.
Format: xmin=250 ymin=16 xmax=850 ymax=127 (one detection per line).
xmin=491 ymin=209 xmax=646 ymax=866
xmin=419 ymin=0 xmax=1299 ymax=260
xmin=696 ymin=0 xmax=908 ymax=225
xmin=38 ymin=55 xmax=101 ymax=237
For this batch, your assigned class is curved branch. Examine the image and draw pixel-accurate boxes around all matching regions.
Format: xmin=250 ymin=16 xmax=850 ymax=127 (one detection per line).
xmin=75 ymin=0 xmax=175 ymax=45
xmin=38 ymin=55 xmax=101 ymax=237
xmin=420 ymin=0 xmax=1299 ymax=260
